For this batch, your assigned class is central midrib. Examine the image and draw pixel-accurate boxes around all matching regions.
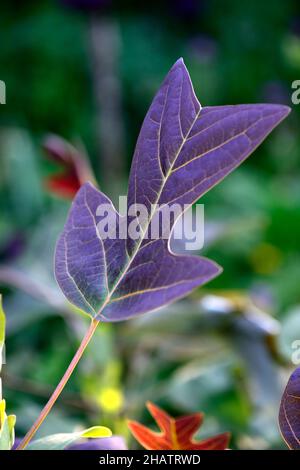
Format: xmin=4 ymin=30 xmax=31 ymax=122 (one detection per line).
xmin=96 ymin=106 xmax=202 ymax=317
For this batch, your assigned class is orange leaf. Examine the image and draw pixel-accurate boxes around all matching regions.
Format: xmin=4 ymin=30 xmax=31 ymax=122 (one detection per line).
xmin=128 ymin=402 xmax=230 ymax=450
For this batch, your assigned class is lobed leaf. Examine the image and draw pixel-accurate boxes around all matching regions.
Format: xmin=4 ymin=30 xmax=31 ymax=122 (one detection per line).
xmin=55 ymin=59 xmax=290 ymax=322
xmin=128 ymin=401 xmax=230 ymax=450
xmin=279 ymin=366 xmax=300 ymax=449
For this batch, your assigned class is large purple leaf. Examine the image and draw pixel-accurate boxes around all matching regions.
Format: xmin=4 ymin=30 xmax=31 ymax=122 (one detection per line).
xmin=55 ymin=59 xmax=290 ymax=322
xmin=279 ymin=367 xmax=300 ymax=449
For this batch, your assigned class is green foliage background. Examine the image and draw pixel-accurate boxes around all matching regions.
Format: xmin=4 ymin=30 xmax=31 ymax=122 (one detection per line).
xmin=0 ymin=0 xmax=300 ymax=449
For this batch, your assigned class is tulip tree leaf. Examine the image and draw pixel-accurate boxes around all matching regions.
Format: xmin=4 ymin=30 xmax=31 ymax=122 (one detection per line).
xmin=55 ymin=59 xmax=290 ymax=322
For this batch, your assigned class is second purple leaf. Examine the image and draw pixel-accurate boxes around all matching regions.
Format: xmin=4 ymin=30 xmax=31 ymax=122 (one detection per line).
xmin=55 ymin=59 xmax=290 ymax=322
xmin=279 ymin=366 xmax=300 ymax=449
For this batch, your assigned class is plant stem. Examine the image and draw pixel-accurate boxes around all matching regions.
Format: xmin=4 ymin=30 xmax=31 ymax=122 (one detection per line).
xmin=16 ymin=318 xmax=100 ymax=450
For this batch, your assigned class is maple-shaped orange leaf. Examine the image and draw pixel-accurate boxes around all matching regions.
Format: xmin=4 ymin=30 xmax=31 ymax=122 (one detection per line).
xmin=128 ymin=402 xmax=230 ymax=450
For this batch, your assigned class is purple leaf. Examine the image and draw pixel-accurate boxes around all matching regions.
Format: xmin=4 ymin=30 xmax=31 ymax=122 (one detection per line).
xmin=55 ymin=59 xmax=290 ymax=322
xmin=55 ymin=185 xmax=127 ymax=316
xmin=13 ymin=436 xmax=127 ymax=451
xmin=67 ymin=436 xmax=127 ymax=450
xmin=279 ymin=367 xmax=300 ymax=449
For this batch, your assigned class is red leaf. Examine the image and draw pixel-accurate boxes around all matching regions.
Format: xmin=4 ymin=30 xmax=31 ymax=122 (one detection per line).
xmin=43 ymin=134 xmax=96 ymax=199
xmin=128 ymin=402 xmax=230 ymax=450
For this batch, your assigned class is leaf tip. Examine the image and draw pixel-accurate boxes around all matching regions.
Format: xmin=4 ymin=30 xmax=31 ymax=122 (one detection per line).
xmin=202 ymin=258 xmax=223 ymax=283
xmin=270 ymin=103 xmax=291 ymax=120
xmin=176 ymin=57 xmax=185 ymax=65
xmin=145 ymin=400 xmax=154 ymax=410
xmin=171 ymin=57 xmax=187 ymax=72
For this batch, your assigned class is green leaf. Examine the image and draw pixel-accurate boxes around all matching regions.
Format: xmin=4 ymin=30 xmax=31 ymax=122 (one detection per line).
xmin=0 ymin=415 xmax=11 ymax=450
xmin=27 ymin=425 xmax=112 ymax=450
xmin=0 ymin=300 xmax=16 ymax=450
xmin=0 ymin=400 xmax=16 ymax=450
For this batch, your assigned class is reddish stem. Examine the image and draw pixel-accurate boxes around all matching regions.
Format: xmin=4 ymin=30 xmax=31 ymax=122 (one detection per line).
xmin=16 ymin=318 xmax=99 ymax=450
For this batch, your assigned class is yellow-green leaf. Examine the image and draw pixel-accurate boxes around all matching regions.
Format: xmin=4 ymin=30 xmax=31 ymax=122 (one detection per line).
xmin=81 ymin=426 xmax=112 ymax=438
xmin=27 ymin=425 xmax=112 ymax=450
xmin=0 ymin=400 xmax=15 ymax=450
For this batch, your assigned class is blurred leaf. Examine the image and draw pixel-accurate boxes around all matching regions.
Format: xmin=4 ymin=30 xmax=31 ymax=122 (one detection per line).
xmin=27 ymin=425 xmax=112 ymax=450
xmin=128 ymin=401 xmax=230 ymax=450
xmin=0 ymin=298 xmax=16 ymax=450
xmin=43 ymin=134 xmax=96 ymax=199
xmin=0 ymin=128 xmax=43 ymax=227
xmin=0 ymin=400 xmax=16 ymax=450
xmin=81 ymin=426 xmax=111 ymax=438
xmin=0 ymin=295 xmax=5 ymax=371
xmin=200 ymin=293 xmax=283 ymax=446
xmin=15 ymin=400 xmax=79 ymax=439
xmin=279 ymin=306 xmax=300 ymax=362
xmin=167 ymin=359 xmax=250 ymax=430
xmin=67 ymin=435 xmax=127 ymax=450
xmin=0 ymin=411 xmax=11 ymax=450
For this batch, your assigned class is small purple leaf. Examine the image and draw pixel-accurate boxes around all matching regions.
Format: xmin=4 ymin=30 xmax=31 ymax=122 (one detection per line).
xmin=55 ymin=59 xmax=290 ymax=322
xmin=67 ymin=436 xmax=127 ymax=450
xmin=279 ymin=367 xmax=300 ymax=449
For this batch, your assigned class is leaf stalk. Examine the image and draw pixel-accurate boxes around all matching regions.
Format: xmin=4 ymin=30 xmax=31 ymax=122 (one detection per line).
xmin=16 ymin=318 xmax=99 ymax=450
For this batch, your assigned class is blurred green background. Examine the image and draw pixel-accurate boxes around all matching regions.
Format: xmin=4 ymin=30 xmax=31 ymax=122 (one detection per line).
xmin=0 ymin=0 xmax=300 ymax=449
